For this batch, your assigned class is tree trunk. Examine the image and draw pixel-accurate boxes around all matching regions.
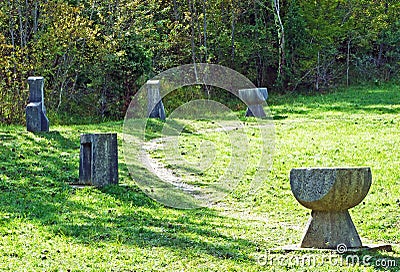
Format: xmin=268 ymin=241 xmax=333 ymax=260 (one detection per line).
xmin=346 ymin=38 xmax=351 ymax=87
xmin=230 ymin=5 xmax=235 ymax=67
xmin=33 ymin=1 xmax=38 ymax=35
xmin=188 ymin=0 xmax=198 ymax=80
xmin=316 ymin=51 xmax=320 ymax=91
xmin=173 ymin=0 xmax=179 ymax=20
xmin=203 ymin=0 xmax=208 ymax=62
xmin=18 ymin=7 xmax=24 ymax=48
xmin=272 ymin=0 xmax=285 ymax=83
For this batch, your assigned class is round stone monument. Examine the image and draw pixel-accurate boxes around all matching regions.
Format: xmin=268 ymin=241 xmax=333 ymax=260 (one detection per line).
xmin=290 ymin=167 xmax=372 ymax=249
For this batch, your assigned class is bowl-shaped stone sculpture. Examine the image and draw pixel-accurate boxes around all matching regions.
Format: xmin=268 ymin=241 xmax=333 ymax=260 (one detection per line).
xmin=290 ymin=167 xmax=372 ymax=249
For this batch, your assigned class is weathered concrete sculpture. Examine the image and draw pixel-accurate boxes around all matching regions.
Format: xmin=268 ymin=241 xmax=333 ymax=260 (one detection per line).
xmin=79 ymin=133 xmax=118 ymax=187
xmin=146 ymin=80 xmax=166 ymax=120
xmin=290 ymin=167 xmax=371 ymax=249
xmin=26 ymin=77 xmax=49 ymax=132
xmin=238 ymin=88 xmax=268 ymax=118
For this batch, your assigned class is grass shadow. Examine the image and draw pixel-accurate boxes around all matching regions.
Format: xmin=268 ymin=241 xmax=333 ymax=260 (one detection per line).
xmin=0 ymin=127 xmax=260 ymax=265
xmin=52 ymin=184 xmax=257 ymax=262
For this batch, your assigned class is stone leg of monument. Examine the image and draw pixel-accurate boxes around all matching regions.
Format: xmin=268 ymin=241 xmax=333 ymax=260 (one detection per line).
xmin=246 ymin=105 xmax=265 ymax=118
xmin=26 ymin=77 xmax=49 ymax=132
xmin=300 ymin=210 xmax=362 ymax=248
xmin=79 ymin=133 xmax=118 ymax=187
xmin=40 ymin=108 xmax=49 ymax=132
xmin=146 ymin=80 xmax=166 ymax=120
xmin=26 ymin=102 xmax=43 ymax=132
xmin=290 ymin=167 xmax=371 ymax=249
xmin=238 ymin=88 xmax=268 ymax=118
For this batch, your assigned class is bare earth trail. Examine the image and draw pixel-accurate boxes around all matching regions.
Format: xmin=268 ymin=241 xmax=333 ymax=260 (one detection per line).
xmin=135 ymin=121 xmax=274 ymax=210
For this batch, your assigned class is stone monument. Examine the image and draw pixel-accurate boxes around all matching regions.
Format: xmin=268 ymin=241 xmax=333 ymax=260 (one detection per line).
xmin=238 ymin=88 xmax=268 ymax=118
xmin=79 ymin=133 xmax=118 ymax=187
xmin=26 ymin=76 xmax=49 ymax=132
xmin=146 ymin=80 xmax=166 ymax=120
xmin=290 ymin=167 xmax=372 ymax=249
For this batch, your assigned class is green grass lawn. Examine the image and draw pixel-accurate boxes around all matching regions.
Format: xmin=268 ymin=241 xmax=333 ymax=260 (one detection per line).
xmin=0 ymin=84 xmax=399 ymax=271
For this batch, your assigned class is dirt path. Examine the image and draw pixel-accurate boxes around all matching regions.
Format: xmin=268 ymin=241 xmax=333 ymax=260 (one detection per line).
xmin=140 ymin=137 xmax=202 ymax=195
xmin=135 ymin=121 xmax=274 ymax=207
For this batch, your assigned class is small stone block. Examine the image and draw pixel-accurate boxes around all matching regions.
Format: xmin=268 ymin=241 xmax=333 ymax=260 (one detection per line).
xmin=28 ymin=77 xmax=45 ymax=103
xmin=26 ymin=102 xmax=42 ymax=132
xmin=79 ymin=133 xmax=118 ymax=187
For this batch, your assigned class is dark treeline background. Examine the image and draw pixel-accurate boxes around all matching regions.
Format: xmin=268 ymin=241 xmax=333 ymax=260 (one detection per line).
xmin=1 ymin=0 xmax=399 ymax=124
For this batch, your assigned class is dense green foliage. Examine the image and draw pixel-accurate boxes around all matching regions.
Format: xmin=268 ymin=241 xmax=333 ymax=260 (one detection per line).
xmin=1 ymin=0 xmax=399 ymax=123
xmin=0 ymin=84 xmax=399 ymax=270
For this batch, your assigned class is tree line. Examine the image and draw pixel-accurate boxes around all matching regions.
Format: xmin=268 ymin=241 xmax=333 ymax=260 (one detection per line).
xmin=1 ymin=0 xmax=399 ymax=124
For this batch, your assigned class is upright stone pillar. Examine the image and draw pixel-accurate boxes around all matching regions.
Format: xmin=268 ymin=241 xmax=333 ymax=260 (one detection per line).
xmin=79 ymin=133 xmax=118 ymax=187
xmin=146 ymin=80 xmax=166 ymax=120
xmin=26 ymin=77 xmax=49 ymax=132
xmin=238 ymin=88 xmax=268 ymax=118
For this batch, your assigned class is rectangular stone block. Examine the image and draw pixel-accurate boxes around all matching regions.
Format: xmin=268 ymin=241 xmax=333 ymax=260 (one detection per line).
xmin=146 ymin=80 xmax=166 ymax=120
xmin=26 ymin=76 xmax=49 ymax=132
xmin=26 ymin=102 xmax=42 ymax=132
xmin=28 ymin=76 xmax=45 ymax=103
xmin=79 ymin=133 xmax=118 ymax=187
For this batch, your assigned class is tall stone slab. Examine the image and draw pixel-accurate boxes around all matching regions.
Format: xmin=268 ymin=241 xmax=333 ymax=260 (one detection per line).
xmin=26 ymin=77 xmax=49 ymax=132
xmin=146 ymin=80 xmax=166 ymax=120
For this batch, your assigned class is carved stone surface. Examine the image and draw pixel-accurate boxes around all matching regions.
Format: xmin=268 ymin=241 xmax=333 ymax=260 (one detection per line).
xmin=238 ymin=88 xmax=268 ymax=118
xmin=26 ymin=77 xmax=49 ymax=132
xmin=290 ymin=167 xmax=372 ymax=249
xmin=147 ymin=80 xmax=166 ymax=120
xmin=79 ymin=133 xmax=118 ymax=187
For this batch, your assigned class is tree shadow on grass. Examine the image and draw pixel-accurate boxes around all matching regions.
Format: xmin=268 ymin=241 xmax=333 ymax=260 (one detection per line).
xmin=50 ymin=184 xmax=256 ymax=262
xmin=0 ymin=130 xmax=79 ymax=225
xmin=0 ymin=128 xmax=259 ymax=264
xmin=37 ymin=130 xmax=78 ymax=149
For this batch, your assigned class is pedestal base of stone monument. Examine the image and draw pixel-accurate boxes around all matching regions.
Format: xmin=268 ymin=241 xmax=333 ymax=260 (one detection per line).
xmin=278 ymin=244 xmax=393 ymax=253
xmin=245 ymin=105 xmax=267 ymax=118
xmin=26 ymin=102 xmax=49 ymax=132
xmin=300 ymin=210 xmax=362 ymax=249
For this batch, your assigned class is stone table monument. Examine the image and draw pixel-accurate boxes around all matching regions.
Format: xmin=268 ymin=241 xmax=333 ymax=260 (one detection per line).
xmin=146 ymin=80 xmax=166 ymax=120
xmin=238 ymin=88 xmax=268 ymax=118
xmin=79 ymin=133 xmax=118 ymax=187
xmin=26 ymin=76 xmax=49 ymax=132
xmin=290 ymin=167 xmax=371 ymax=249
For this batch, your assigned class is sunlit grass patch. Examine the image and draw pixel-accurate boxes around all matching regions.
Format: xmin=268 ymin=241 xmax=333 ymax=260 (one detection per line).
xmin=0 ymin=84 xmax=399 ymax=271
